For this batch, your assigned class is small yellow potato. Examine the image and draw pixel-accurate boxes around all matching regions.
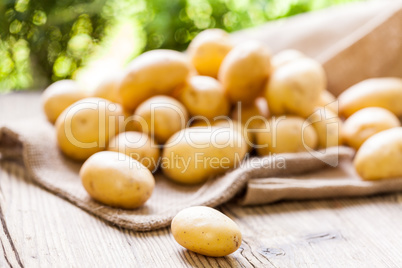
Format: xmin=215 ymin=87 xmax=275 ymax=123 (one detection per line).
xmin=92 ymin=75 xmax=122 ymax=104
xmin=271 ymin=49 xmax=305 ymax=69
xmin=80 ymin=151 xmax=155 ymax=209
xmin=171 ymin=206 xmax=242 ymax=257
xmin=218 ymin=41 xmax=272 ymax=104
xmin=134 ymin=96 xmax=189 ymax=144
xmin=265 ymin=58 xmax=326 ymax=118
xmin=308 ymin=107 xmax=342 ymax=148
xmin=107 ymin=131 xmax=160 ymax=172
xmin=354 ymin=127 xmax=402 ymax=180
xmin=162 ymin=126 xmax=248 ymax=184
xmin=318 ymin=90 xmax=336 ymax=107
xmin=42 ymin=79 xmax=88 ymax=124
xmin=342 ymin=107 xmax=401 ymax=150
xmin=190 ymin=119 xmax=254 ymax=150
xmin=339 ymin=77 xmax=402 ymax=118
xmin=256 ymin=116 xmax=318 ymax=156
xmin=122 ymin=109 xmax=140 ymax=132
xmin=188 ymin=29 xmax=233 ymax=78
xmin=317 ymin=90 xmax=338 ymax=114
xmin=178 ymin=76 xmax=230 ymax=119
xmin=119 ymin=50 xmax=191 ymax=111
xmin=231 ymin=98 xmax=269 ymax=147
xmin=232 ymin=97 xmax=269 ymax=130
xmin=55 ymin=98 xmax=124 ymax=161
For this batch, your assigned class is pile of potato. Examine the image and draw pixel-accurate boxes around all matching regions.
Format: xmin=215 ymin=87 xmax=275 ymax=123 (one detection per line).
xmin=42 ymin=28 xmax=402 ymax=256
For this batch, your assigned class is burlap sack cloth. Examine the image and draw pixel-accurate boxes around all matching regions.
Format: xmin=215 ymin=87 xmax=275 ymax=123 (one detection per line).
xmin=1 ymin=0 xmax=402 ymax=231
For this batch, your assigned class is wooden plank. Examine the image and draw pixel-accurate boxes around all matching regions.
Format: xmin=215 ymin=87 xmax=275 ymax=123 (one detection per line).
xmin=1 ymin=160 xmax=402 ymax=267
xmin=221 ymin=196 xmax=402 ymax=267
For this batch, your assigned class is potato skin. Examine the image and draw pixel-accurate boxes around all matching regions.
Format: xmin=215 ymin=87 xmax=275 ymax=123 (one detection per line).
xmin=80 ymin=151 xmax=155 ymax=209
xmin=265 ymin=58 xmax=326 ymax=118
xmin=178 ymin=76 xmax=230 ymax=119
xmin=271 ymin=49 xmax=305 ymax=70
xmin=134 ymin=95 xmax=189 ymax=144
xmin=342 ymin=107 xmax=401 ymax=150
xmin=256 ymin=116 xmax=318 ymax=156
xmin=42 ymin=80 xmax=88 ymax=124
xmin=232 ymin=97 xmax=269 ymax=129
xmin=92 ymin=75 xmax=122 ymax=104
xmin=339 ymin=77 xmax=402 ymax=118
xmin=218 ymin=41 xmax=272 ymax=104
xmin=354 ymin=128 xmax=402 ymax=180
xmin=308 ymin=107 xmax=342 ymax=148
xmin=162 ymin=127 xmax=248 ymax=184
xmin=55 ymin=98 xmax=124 ymax=161
xmin=188 ymin=29 xmax=232 ymax=78
xmin=107 ymin=131 xmax=160 ymax=172
xmin=171 ymin=206 xmax=242 ymax=257
xmin=118 ymin=50 xmax=191 ymax=111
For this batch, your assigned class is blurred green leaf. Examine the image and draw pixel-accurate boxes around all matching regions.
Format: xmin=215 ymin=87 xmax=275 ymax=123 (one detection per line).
xmin=0 ymin=0 xmax=363 ymax=92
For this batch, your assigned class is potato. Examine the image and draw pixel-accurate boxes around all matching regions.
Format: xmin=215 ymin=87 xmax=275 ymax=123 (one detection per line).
xmin=317 ymin=90 xmax=338 ymax=114
xmin=354 ymin=127 xmax=402 ymax=180
xmin=318 ymin=90 xmax=336 ymax=107
xmin=80 ymin=151 xmax=155 ymax=209
xmin=171 ymin=206 xmax=242 ymax=257
xmin=134 ymin=96 xmax=189 ymax=144
xmin=190 ymin=119 xmax=254 ymax=150
xmin=308 ymin=107 xmax=342 ymax=148
xmin=107 ymin=131 xmax=160 ymax=172
xmin=342 ymin=107 xmax=401 ymax=150
xmin=178 ymin=76 xmax=230 ymax=119
xmin=55 ymin=98 xmax=124 ymax=161
xmin=265 ymin=58 xmax=326 ymax=118
xmin=119 ymin=50 xmax=191 ymax=111
xmin=92 ymin=75 xmax=122 ymax=104
xmin=232 ymin=97 xmax=269 ymax=129
xmin=256 ymin=116 xmax=318 ymax=155
xmin=271 ymin=49 xmax=305 ymax=69
xmin=218 ymin=41 xmax=272 ymax=104
xmin=42 ymin=79 xmax=88 ymax=124
xmin=338 ymin=77 xmax=402 ymax=118
xmin=162 ymin=126 xmax=248 ymax=184
xmin=188 ymin=29 xmax=232 ymax=78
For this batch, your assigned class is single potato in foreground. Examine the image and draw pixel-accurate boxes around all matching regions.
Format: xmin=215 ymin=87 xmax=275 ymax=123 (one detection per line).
xmin=55 ymin=97 xmax=124 ymax=161
xmin=171 ymin=206 xmax=242 ymax=257
xmin=342 ymin=107 xmax=401 ymax=150
xmin=80 ymin=151 xmax=155 ymax=209
xmin=354 ymin=128 xmax=402 ymax=180
xmin=338 ymin=77 xmax=402 ymax=118
xmin=42 ymin=79 xmax=88 ymax=124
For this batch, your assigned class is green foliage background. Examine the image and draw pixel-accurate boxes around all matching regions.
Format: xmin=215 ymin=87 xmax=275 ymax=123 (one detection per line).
xmin=0 ymin=0 xmax=361 ymax=92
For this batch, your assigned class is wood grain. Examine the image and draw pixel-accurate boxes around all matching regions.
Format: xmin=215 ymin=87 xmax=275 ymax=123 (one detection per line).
xmin=1 ymin=160 xmax=402 ymax=267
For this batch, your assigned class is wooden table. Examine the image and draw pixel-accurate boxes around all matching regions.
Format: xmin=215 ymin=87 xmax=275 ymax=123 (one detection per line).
xmin=1 ymin=93 xmax=402 ymax=267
